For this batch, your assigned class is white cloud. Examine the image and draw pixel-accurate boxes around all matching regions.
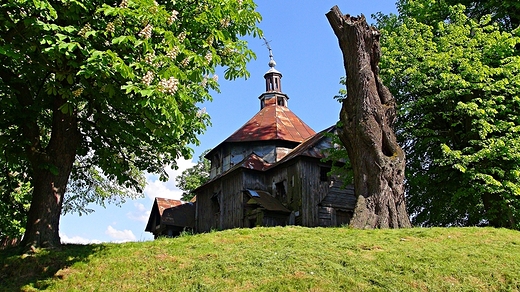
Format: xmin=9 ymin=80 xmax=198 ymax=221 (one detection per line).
xmin=127 ymin=202 xmax=150 ymax=223
xmin=105 ymin=225 xmax=136 ymax=242
xmin=60 ymin=233 xmax=102 ymax=245
xmin=144 ymin=158 xmax=195 ymax=201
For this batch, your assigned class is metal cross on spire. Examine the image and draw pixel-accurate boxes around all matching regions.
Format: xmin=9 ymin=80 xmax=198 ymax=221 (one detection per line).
xmin=262 ymin=37 xmax=276 ymax=68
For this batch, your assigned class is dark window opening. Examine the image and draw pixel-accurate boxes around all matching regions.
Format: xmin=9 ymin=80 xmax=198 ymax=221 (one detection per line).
xmin=213 ymin=153 xmax=221 ymax=169
xmin=275 ymin=181 xmax=286 ymax=201
xmin=320 ymin=167 xmax=331 ymax=182
xmin=211 ymin=192 xmax=221 ymax=228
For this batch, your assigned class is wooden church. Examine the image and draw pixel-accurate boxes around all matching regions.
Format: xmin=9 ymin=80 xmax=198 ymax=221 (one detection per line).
xmin=146 ymin=49 xmax=355 ymax=238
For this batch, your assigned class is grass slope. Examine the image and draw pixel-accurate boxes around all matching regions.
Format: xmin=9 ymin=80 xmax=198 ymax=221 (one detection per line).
xmin=1 ymin=227 xmax=519 ymax=291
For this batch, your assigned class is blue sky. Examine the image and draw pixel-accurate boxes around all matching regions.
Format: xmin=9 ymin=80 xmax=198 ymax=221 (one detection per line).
xmin=60 ymin=0 xmax=398 ymax=244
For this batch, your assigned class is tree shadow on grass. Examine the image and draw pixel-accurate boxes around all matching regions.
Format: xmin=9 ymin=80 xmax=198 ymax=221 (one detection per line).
xmin=0 ymin=243 xmax=106 ymax=291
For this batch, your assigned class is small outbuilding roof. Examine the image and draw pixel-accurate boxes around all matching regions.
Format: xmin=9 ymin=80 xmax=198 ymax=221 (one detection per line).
xmin=145 ymin=197 xmax=193 ymax=232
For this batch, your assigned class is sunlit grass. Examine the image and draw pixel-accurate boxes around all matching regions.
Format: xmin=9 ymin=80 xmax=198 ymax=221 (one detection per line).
xmin=1 ymin=227 xmax=519 ymax=291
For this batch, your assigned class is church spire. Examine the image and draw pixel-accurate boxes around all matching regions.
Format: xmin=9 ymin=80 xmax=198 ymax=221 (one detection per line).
xmin=260 ymin=38 xmax=288 ymax=109
xmin=263 ymin=38 xmax=282 ymax=93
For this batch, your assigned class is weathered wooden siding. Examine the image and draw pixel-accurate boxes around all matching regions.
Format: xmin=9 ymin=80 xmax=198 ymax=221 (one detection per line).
xmin=195 ymin=182 xmax=220 ymax=233
xmin=299 ymin=158 xmax=330 ymax=227
xmin=219 ymin=171 xmax=247 ymax=230
xmin=264 ymin=161 xmax=302 ymax=222
xmin=318 ymin=183 xmax=355 ymax=226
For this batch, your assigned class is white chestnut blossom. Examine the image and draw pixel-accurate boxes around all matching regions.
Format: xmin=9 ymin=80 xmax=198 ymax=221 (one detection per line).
xmin=167 ymin=47 xmax=179 ymax=60
xmin=168 ymin=10 xmax=179 ymax=25
xmin=145 ymin=51 xmax=155 ymax=65
xmin=220 ymin=18 xmax=230 ymax=28
xmin=78 ymin=23 xmax=91 ymax=38
xmin=159 ymin=77 xmax=179 ymax=94
xmin=196 ymin=107 xmax=206 ymax=118
xmin=181 ymin=57 xmax=190 ymax=67
xmin=204 ymin=52 xmax=212 ymax=63
xmin=72 ymin=88 xmax=84 ymax=97
xmin=106 ymin=22 xmax=115 ymax=33
xmin=139 ymin=24 xmax=153 ymax=39
xmin=142 ymin=71 xmax=154 ymax=86
xmin=201 ymin=75 xmax=208 ymax=87
xmin=178 ymin=31 xmax=186 ymax=43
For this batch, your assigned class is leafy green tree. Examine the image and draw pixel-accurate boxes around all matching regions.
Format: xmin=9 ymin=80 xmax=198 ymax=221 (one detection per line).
xmin=0 ymin=0 xmax=261 ymax=248
xmin=394 ymin=0 xmax=520 ymax=30
xmin=176 ymin=149 xmax=210 ymax=201
xmin=376 ymin=0 xmax=520 ymax=228
xmin=444 ymin=0 xmax=520 ymax=30
xmin=0 ymin=154 xmax=31 ymax=243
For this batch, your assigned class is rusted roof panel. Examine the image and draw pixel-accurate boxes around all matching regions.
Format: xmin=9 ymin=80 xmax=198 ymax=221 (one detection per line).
xmin=145 ymin=197 xmax=183 ymax=232
xmin=245 ymin=189 xmax=291 ymax=213
xmin=240 ymin=152 xmax=271 ymax=171
xmin=196 ymin=153 xmax=270 ymax=190
xmin=224 ymin=104 xmax=316 ymax=143
xmin=272 ymin=125 xmax=335 ymax=166
xmin=155 ymin=197 xmax=183 ymax=216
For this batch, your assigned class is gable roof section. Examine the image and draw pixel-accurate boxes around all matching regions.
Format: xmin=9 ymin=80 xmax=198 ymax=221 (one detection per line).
xmin=273 ymin=125 xmax=336 ymax=166
xmin=145 ymin=198 xmax=183 ymax=232
xmin=245 ymin=190 xmax=291 ymax=213
xmin=224 ymin=104 xmax=316 ymax=143
xmin=195 ymin=153 xmax=271 ymax=191
xmin=155 ymin=197 xmax=183 ymax=215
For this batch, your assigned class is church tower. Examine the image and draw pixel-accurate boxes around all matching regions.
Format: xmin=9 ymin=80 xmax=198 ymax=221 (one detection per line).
xmin=259 ymin=40 xmax=289 ymax=109
xmin=206 ymin=41 xmax=316 ymax=177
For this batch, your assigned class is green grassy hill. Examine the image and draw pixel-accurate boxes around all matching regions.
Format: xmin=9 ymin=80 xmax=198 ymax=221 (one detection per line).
xmin=1 ymin=227 xmax=519 ymax=291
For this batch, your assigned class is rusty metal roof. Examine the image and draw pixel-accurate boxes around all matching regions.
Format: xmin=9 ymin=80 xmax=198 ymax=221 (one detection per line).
xmin=224 ymin=104 xmax=316 ymax=143
xmin=155 ymin=197 xmax=183 ymax=216
xmin=145 ymin=198 xmax=191 ymax=232
xmin=196 ymin=153 xmax=270 ymax=191
xmin=271 ymin=125 xmax=336 ymax=166
xmin=245 ymin=189 xmax=291 ymax=213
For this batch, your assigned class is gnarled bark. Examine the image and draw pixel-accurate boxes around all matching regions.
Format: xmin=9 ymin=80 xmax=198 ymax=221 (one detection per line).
xmin=326 ymin=6 xmax=411 ymax=228
xmin=21 ymin=95 xmax=80 ymax=249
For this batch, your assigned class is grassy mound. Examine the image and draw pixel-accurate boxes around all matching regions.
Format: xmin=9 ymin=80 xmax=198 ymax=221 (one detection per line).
xmin=1 ymin=227 xmax=519 ymax=291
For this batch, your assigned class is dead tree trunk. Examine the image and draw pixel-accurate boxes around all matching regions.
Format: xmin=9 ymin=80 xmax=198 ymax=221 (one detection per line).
xmin=326 ymin=6 xmax=411 ymax=228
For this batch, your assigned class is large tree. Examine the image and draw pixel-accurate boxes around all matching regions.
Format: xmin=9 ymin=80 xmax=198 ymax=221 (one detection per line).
xmin=326 ymin=6 xmax=411 ymax=229
xmin=376 ymin=0 xmax=520 ymax=228
xmin=0 ymin=0 xmax=261 ymax=249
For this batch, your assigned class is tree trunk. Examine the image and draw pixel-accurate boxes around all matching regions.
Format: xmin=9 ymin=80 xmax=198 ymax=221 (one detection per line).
xmin=21 ymin=96 xmax=80 ymax=249
xmin=326 ymin=6 xmax=411 ymax=228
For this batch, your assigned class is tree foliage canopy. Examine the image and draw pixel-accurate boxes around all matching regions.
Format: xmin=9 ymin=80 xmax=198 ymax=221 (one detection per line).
xmin=0 ymin=0 xmax=261 ymax=247
xmin=376 ymin=0 xmax=520 ymax=228
xmin=175 ymin=149 xmax=210 ymax=201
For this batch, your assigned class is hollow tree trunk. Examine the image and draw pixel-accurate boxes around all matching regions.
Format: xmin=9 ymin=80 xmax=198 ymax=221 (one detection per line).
xmin=21 ymin=96 xmax=80 ymax=249
xmin=326 ymin=6 xmax=411 ymax=228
